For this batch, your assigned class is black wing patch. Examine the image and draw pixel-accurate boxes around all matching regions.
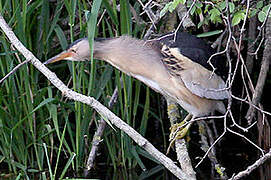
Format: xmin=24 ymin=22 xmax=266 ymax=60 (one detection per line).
xmin=157 ymin=32 xmax=228 ymax=79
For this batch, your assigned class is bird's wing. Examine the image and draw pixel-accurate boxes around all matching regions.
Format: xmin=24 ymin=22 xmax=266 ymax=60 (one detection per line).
xmin=162 ymin=46 xmax=229 ymax=100
xmin=154 ymin=32 xmax=228 ymax=78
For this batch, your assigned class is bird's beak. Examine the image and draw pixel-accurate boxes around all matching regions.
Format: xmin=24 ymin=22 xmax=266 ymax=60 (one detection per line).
xmin=44 ymin=51 xmax=75 ymax=65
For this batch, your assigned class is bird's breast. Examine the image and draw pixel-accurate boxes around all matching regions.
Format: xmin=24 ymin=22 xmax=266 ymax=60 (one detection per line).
xmin=131 ymin=73 xmax=163 ymax=93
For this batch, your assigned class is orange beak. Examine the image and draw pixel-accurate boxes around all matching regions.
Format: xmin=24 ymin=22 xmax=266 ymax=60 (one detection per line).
xmin=44 ymin=51 xmax=75 ymax=65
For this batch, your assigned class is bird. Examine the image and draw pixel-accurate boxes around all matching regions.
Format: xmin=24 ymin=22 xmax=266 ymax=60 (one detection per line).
xmin=44 ymin=32 xmax=229 ymax=139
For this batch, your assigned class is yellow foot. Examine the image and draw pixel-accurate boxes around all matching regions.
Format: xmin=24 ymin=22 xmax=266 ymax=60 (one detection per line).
xmin=167 ymin=114 xmax=193 ymax=154
xmin=169 ymin=122 xmax=191 ymax=140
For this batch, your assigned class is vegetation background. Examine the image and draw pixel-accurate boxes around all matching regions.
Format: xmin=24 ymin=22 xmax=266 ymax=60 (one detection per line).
xmin=0 ymin=0 xmax=271 ymax=179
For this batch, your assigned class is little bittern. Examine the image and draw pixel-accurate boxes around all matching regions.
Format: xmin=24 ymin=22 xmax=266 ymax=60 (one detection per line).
xmin=45 ymin=32 xmax=229 ymax=136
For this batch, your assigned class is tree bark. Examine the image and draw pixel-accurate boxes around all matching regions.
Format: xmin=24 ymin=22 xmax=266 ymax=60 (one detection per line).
xmin=246 ymin=16 xmax=257 ymax=74
xmin=166 ymin=99 xmax=196 ymax=179
xmin=245 ymin=17 xmax=271 ymax=123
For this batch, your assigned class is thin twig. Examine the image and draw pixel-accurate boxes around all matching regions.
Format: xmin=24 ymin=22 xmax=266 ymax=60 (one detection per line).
xmin=196 ymin=115 xmax=228 ymax=168
xmin=174 ymin=0 xmax=197 ymax=41
xmin=137 ymin=0 xmax=157 ymax=29
xmin=230 ymin=149 xmax=271 ymax=180
xmin=232 ymin=95 xmax=271 ymax=117
xmin=247 ymin=5 xmax=271 ymax=52
xmin=84 ymin=86 xmax=119 ymax=174
xmin=198 ymin=121 xmax=228 ymax=179
xmin=0 ymin=59 xmax=31 ymax=84
xmin=227 ymin=127 xmax=265 ymax=156
xmin=176 ymin=2 xmax=195 ymax=30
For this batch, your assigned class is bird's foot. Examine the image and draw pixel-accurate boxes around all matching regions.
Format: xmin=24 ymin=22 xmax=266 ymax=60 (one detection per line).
xmin=169 ymin=121 xmax=191 ymax=140
xmin=167 ymin=114 xmax=193 ymax=154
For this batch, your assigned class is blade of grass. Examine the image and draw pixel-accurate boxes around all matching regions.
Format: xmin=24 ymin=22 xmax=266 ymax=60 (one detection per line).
xmin=196 ymin=30 xmax=223 ymax=37
xmin=104 ymin=136 xmax=117 ymax=170
xmin=136 ymin=147 xmax=161 ymax=164
xmin=86 ymin=0 xmax=102 ymax=95
xmin=139 ymin=88 xmax=150 ymax=135
xmin=46 ymin=3 xmax=64 ymax=43
xmin=15 ymin=173 xmax=22 ymax=180
xmin=102 ymin=0 xmax=119 ymax=26
xmin=131 ymin=145 xmax=146 ymax=171
xmin=93 ymin=65 xmax=113 ymax=99
xmin=139 ymin=165 xmax=164 ymax=180
xmin=54 ymin=25 xmax=68 ymax=50
xmin=59 ymin=152 xmax=76 ymax=179
xmin=11 ymin=98 xmax=55 ymax=131
xmin=53 ymin=117 xmax=68 ymax=178
xmin=43 ymin=143 xmax=53 ymax=180
xmin=120 ymin=0 xmax=131 ymax=35
xmin=133 ymin=81 xmax=141 ymax=127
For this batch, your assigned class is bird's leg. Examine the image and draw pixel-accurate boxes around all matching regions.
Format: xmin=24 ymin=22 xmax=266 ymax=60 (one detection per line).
xmin=167 ymin=114 xmax=193 ymax=153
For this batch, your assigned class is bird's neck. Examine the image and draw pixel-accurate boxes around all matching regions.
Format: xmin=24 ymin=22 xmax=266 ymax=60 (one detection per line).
xmin=93 ymin=36 xmax=162 ymax=76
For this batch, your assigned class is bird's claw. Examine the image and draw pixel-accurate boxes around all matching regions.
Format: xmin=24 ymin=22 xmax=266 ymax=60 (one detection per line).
xmin=167 ymin=115 xmax=193 ymax=154
xmin=169 ymin=120 xmax=189 ymax=140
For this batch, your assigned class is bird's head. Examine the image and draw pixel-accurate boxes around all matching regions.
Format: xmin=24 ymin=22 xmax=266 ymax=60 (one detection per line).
xmin=44 ymin=38 xmax=90 ymax=65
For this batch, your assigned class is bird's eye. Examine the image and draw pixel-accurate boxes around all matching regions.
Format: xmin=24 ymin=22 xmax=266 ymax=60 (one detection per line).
xmin=71 ymin=49 xmax=76 ymax=53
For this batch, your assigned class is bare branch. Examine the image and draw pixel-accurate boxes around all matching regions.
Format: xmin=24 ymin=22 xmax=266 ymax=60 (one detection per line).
xmin=227 ymin=128 xmax=265 ymax=156
xmin=137 ymin=0 xmax=158 ymax=29
xmin=84 ymin=86 xmax=119 ymax=175
xmin=230 ymin=149 xmax=271 ymax=180
xmin=195 ymin=115 xmax=228 ymax=168
xmin=176 ymin=2 xmax=195 ymax=30
xmin=198 ymin=121 xmax=228 ymax=179
xmin=174 ymin=0 xmax=197 ymax=41
xmin=248 ymin=4 xmax=271 ymax=53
